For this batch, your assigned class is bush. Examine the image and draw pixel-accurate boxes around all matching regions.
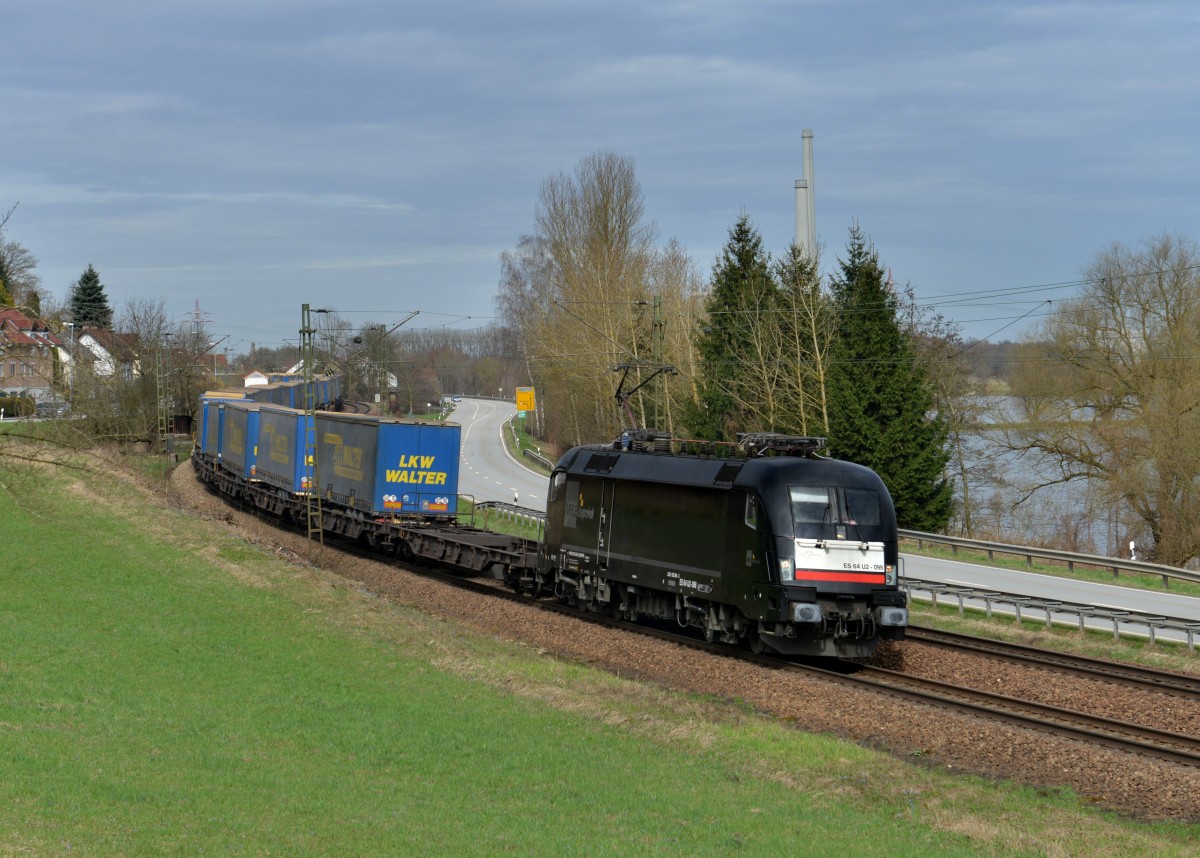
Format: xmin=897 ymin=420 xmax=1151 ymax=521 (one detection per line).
xmin=0 ymin=395 xmax=35 ymax=417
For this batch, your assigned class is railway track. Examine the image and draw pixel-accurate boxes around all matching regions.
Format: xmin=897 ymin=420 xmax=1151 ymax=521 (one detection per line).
xmin=907 ymin=625 xmax=1200 ymax=699
xmin=342 ymin=537 xmax=1200 ymax=769
xmin=197 ymin=474 xmax=1200 ymax=770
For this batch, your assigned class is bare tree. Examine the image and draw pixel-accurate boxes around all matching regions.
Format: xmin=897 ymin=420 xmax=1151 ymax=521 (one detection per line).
xmin=1004 ymin=234 xmax=1200 ymax=565
xmin=500 ymin=153 xmax=661 ymax=447
xmin=647 ymin=238 xmax=705 ymax=438
xmin=0 ymin=239 xmax=43 ymax=312
xmin=776 ymin=243 xmax=831 ymax=436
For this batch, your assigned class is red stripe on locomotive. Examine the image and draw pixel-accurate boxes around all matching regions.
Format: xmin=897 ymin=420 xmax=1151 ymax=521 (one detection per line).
xmin=794 ymin=570 xmax=886 ymax=584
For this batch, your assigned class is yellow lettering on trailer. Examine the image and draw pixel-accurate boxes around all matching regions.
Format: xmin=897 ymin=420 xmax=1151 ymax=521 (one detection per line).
xmin=270 ymin=433 xmax=291 ymax=464
xmin=385 ymin=469 xmax=448 ymax=485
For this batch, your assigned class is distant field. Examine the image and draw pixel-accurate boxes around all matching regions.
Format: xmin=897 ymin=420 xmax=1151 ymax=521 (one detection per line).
xmin=1 ymin=449 xmax=1196 ymax=855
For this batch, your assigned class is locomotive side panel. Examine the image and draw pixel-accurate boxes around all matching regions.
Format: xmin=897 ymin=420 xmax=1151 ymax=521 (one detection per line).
xmin=552 ymin=473 xmax=777 ymax=618
xmin=604 ymin=480 xmax=725 ymax=596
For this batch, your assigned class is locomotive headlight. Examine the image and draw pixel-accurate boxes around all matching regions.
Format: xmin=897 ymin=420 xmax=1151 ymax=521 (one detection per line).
xmin=874 ymin=607 xmax=908 ymax=627
xmin=779 ymin=559 xmax=794 ymax=582
xmin=791 ymin=602 xmax=822 ymax=624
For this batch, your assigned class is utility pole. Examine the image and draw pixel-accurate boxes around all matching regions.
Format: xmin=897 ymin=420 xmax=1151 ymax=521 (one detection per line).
xmin=300 ymin=304 xmax=323 ymax=546
xmin=652 ymin=294 xmax=665 ymax=429
xmin=155 ymin=334 xmax=173 ymax=452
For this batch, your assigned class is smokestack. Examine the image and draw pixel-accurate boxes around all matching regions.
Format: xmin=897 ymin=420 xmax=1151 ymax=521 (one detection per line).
xmin=794 ymin=178 xmax=808 ymax=250
xmin=794 ymin=130 xmax=816 ymax=257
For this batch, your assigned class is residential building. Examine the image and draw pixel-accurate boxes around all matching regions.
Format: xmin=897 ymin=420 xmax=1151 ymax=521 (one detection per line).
xmin=0 ymin=307 xmax=63 ymax=402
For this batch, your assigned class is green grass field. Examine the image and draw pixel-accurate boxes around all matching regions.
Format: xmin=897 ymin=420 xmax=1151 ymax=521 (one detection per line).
xmin=1 ymin=450 xmax=1197 ymax=855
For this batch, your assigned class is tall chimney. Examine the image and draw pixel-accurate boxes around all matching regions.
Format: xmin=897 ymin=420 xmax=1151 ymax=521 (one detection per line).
xmin=794 ymin=129 xmax=816 ymax=257
xmin=806 ymin=128 xmax=816 ymax=255
xmin=794 ymin=178 xmax=808 ymax=250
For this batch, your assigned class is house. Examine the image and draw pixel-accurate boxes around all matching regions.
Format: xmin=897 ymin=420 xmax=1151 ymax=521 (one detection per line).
xmin=0 ymin=307 xmax=63 ymax=402
xmin=243 ymin=370 xmax=270 ymax=387
xmin=75 ymin=326 xmax=141 ymax=380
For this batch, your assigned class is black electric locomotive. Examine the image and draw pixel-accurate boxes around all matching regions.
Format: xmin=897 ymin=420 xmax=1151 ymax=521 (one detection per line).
xmin=532 ymin=431 xmax=907 ymax=658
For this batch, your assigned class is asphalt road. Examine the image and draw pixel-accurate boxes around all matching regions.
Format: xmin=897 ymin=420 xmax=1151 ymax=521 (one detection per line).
xmin=903 ymin=552 xmax=1200 ymax=622
xmin=452 ymin=397 xmax=548 ymax=512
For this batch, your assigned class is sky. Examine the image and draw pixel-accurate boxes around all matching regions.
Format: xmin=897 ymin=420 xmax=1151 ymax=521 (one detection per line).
xmin=3 ymin=0 xmax=1198 ymax=357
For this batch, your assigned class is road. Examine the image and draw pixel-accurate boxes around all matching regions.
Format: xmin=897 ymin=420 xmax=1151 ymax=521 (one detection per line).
xmin=903 ymin=553 xmax=1200 ymax=622
xmin=451 ymin=397 xmax=549 ymax=511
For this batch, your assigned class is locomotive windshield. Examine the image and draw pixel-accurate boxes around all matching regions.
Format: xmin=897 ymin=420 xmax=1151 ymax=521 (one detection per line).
xmin=789 ymin=486 xmax=883 ymax=539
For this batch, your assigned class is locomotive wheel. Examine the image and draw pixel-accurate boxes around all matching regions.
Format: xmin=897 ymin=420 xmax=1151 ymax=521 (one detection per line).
xmin=609 ymin=585 xmax=625 ymax=620
xmin=748 ymin=624 xmax=767 ymax=655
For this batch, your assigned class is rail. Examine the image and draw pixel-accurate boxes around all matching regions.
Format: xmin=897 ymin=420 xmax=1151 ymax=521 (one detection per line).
xmin=903 ymin=576 xmax=1200 ymax=652
xmin=899 ymin=529 xmax=1200 ymax=589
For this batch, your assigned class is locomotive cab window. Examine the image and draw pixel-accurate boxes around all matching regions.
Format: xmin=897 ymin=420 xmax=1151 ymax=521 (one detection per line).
xmin=843 ymin=488 xmax=882 ymax=527
xmin=549 ymin=471 xmax=566 ymax=503
xmin=789 ymin=486 xmax=883 ymax=539
xmin=744 ymin=494 xmax=758 ymax=530
xmin=790 ymin=486 xmax=832 ymax=531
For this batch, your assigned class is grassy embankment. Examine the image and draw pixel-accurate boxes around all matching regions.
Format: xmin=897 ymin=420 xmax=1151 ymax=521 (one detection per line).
xmin=1 ymin=444 xmax=1198 ymax=854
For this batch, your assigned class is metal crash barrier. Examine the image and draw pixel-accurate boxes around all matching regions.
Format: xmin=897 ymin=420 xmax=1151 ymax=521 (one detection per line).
xmin=904 ymin=577 xmax=1200 ymax=652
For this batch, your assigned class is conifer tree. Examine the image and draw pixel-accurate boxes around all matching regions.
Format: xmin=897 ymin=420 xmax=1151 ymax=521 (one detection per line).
xmin=826 ymin=224 xmax=952 ymax=531
xmin=687 ymin=215 xmax=776 ymax=440
xmin=70 ymin=264 xmax=113 ymax=329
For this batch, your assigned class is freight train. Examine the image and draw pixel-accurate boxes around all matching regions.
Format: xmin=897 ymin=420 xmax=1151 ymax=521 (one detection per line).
xmin=192 ymin=381 xmax=907 ymax=658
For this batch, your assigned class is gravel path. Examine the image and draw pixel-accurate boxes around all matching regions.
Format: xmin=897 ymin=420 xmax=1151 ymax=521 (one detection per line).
xmin=171 ymin=465 xmax=1200 ymax=821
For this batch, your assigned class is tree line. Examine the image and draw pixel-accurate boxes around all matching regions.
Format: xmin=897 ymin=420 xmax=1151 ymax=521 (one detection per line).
xmin=497 ymin=153 xmax=1200 ymax=566
xmin=4 ymin=168 xmax=1199 ymax=565
xmin=497 ymin=153 xmax=954 ymax=533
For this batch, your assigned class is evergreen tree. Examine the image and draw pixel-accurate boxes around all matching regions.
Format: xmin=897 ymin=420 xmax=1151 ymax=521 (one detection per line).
xmin=826 ymin=224 xmax=952 ymax=531
xmin=687 ymin=215 xmax=777 ymax=440
xmin=70 ymin=264 xmax=113 ymax=328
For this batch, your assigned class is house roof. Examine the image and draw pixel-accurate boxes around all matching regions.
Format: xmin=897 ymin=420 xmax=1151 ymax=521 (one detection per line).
xmin=78 ymin=326 xmax=140 ymax=361
xmin=0 ymin=307 xmax=61 ymax=348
